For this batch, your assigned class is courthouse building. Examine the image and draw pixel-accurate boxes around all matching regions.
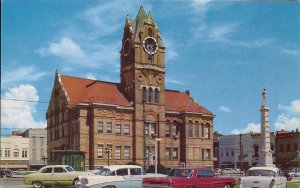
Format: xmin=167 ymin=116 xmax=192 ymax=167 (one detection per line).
xmin=47 ymin=6 xmax=214 ymax=169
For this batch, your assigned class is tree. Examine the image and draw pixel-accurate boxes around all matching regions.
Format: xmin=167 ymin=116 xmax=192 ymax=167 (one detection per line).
xmin=146 ymin=164 xmax=168 ymax=174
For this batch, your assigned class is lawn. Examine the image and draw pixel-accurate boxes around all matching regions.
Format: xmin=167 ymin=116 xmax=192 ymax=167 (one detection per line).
xmin=286 ymin=181 xmax=300 ymax=188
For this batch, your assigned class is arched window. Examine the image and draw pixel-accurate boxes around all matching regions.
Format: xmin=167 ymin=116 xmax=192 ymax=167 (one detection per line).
xmin=172 ymin=120 xmax=177 ymax=136
xmin=148 ymin=87 xmax=153 ymax=102
xmin=154 ymin=88 xmax=159 ymax=103
xmin=195 ymin=121 xmax=200 ymax=138
xmin=165 ymin=120 xmax=171 ymax=137
xmin=142 ymin=87 xmax=147 ymax=102
xmin=147 ymin=55 xmax=153 ymax=64
xmin=148 ymin=28 xmax=153 ymax=36
xmin=13 ymin=149 xmax=19 ymax=158
xmin=188 ymin=121 xmax=193 ymax=138
xmin=205 ymin=124 xmax=210 ymax=139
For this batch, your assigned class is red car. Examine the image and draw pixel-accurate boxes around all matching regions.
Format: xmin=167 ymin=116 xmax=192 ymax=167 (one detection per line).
xmin=143 ymin=167 xmax=235 ymax=188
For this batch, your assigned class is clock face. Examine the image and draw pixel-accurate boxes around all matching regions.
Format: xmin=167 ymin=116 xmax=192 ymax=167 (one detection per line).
xmin=123 ymin=38 xmax=131 ymax=56
xmin=143 ymin=36 xmax=158 ymax=55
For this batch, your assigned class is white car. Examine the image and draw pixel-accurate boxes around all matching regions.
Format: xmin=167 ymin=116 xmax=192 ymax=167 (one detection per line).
xmin=239 ymin=166 xmax=287 ymax=188
xmin=288 ymin=167 xmax=300 ymax=177
xmin=222 ymin=168 xmax=244 ymax=175
xmin=76 ymin=165 xmax=166 ymax=188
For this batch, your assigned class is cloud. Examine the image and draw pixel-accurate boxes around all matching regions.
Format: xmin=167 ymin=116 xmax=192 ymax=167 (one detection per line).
xmin=208 ymin=23 xmax=238 ymax=42
xmin=37 ymin=37 xmax=85 ymax=58
xmin=275 ymin=100 xmax=300 ymax=131
xmin=86 ymin=73 xmax=97 ymax=80
xmin=231 ymin=123 xmax=261 ymax=134
xmin=219 ymin=106 xmax=232 ymax=113
xmin=166 ymin=78 xmax=184 ymax=85
xmin=164 ymin=37 xmax=179 ymax=62
xmin=193 ymin=0 xmax=213 ymax=5
xmin=80 ymin=0 xmax=139 ymax=37
xmin=278 ymin=100 xmax=300 ymax=115
xmin=1 ymin=66 xmax=47 ymax=88
xmin=1 ymin=84 xmax=46 ymax=129
xmin=280 ymin=47 xmax=300 ymax=57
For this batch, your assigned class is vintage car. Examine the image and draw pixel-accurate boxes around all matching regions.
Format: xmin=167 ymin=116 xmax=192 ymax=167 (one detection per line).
xmin=222 ymin=168 xmax=244 ymax=176
xmin=239 ymin=166 xmax=287 ymax=188
xmin=288 ymin=167 xmax=300 ymax=177
xmin=24 ymin=165 xmax=92 ymax=188
xmin=143 ymin=167 xmax=236 ymax=188
xmin=76 ymin=165 xmax=166 ymax=188
xmin=0 ymin=169 xmax=12 ymax=178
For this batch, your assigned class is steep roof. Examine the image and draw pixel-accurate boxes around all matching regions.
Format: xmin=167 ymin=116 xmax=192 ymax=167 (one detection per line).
xmin=165 ymin=90 xmax=213 ymax=115
xmin=60 ymin=75 xmax=212 ymax=115
xmin=60 ymin=75 xmax=130 ymax=107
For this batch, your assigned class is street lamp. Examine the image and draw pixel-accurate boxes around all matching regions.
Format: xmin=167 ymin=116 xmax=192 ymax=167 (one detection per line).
xmin=154 ymin=138 xmax=161 ymax=174
xmin=105 ymin=148 xmax=111 ymax=166
xmin=42 ymin=156 xmax=47 ymax=166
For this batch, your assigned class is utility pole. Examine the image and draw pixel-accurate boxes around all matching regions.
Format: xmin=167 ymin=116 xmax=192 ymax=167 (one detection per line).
xmin=155 ymin=138 xmax=161 ymax=174
xmin=142 ymin=98 xmax=146 ymax=169
xmin=239 ymin=134 xmax=242 ymax=170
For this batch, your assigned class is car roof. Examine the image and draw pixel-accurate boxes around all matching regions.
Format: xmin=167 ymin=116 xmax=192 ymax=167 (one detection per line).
xmin=42 ymin=165 xmax=72 ymax=168
xmin=171 ymin=167 xmax=209 ymax=170
xmin=248 ymin=166 xmax=279 ymax=171
xmin=101 ymin=165 xmax=142 ymax=171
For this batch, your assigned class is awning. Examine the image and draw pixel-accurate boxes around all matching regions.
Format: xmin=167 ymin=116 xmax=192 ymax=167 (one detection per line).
xmin=0 ymin=164 xmax=28 ymax=169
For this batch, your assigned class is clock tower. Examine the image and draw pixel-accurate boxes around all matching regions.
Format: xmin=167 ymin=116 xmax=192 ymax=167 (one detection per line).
xmin=120 ymin=5 xmax=166 ymax=163
xmin=120 ymin=5 xmax=165 ymax=102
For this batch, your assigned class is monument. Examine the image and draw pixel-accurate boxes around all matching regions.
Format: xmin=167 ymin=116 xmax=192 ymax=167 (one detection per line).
xmin=259 ymin=88 xmax=274 ymax=167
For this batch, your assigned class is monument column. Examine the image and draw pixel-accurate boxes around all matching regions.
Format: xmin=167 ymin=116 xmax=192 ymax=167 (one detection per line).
xmin=259 ymin=88 xmax=274 ymax=167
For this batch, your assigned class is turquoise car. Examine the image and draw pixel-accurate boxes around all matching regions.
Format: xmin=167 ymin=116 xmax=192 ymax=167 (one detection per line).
xmin=24 ymin=165 xmax=92 ymax=188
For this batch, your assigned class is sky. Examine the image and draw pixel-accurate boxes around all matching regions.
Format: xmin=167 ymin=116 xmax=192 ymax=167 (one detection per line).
xmin=1 ymin=0 xmax=300 ymax=136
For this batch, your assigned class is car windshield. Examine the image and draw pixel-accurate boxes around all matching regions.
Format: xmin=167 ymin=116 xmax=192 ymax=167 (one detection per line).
xmin=65 ymin=166 xmax=75 ymax=172
xmin=247 ymin=169 xmax=276 ymax=177
xmin=168 ymin=169 xmax=193 ymax=178
xmin=96 ymin=168 xmax=112 ymax=176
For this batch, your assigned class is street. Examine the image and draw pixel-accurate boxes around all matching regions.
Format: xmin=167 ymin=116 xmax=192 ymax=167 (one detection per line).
xmin=0 ymin=177 xmax=74 ymax=188
xmin=0 ymin=176 xmax=299 ymax=188
xmin=0 ymin=177 xmax=31 ymax=188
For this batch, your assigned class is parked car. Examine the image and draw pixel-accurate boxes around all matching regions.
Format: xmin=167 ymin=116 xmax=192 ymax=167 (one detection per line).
xmin=0 ymin=169 xmax=12 ymax=178
xmin=24 ymin=165 xmax=92 ymax=188
xmin=214 ymin=168 xmax=222 ymax=175
xmin=222 ymin=168 xmax=244 ymax=176
xmin=143 ymin=167 xmax=236 ymax=188
xmin=288 ymin=167 xmax=300 ymax=177
xmin=76 ymin=165 xmax=166 ymax=188
xmin=239 ymin=166 xmax=286 ymax=188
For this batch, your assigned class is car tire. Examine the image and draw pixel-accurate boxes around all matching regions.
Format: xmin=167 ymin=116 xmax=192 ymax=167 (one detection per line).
xmin=33 ymin=181 xmax=43 ymax=188
xmin=102 ymin=185 xmax=116 ymax=188
xmin=224 ymin=184 xmax=231 ymax=188
xmin=73 ymin=178 xmax=79 ymax=186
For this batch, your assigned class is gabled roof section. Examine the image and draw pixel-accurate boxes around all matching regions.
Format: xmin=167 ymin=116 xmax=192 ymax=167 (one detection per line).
xmin=59 ymin=75 xmax=212 ymax=115
xmin=165 ymin=90 xmax=213 ymax=116
xmin=60 ymin=75 xmax=131 ymax=107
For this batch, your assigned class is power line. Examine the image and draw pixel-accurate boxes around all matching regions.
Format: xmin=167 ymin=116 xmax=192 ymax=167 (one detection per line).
xmin=1 ymin=98 xmax=49 ymax=103
xmin=1 ymin=106 xmax=47 ymax=111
